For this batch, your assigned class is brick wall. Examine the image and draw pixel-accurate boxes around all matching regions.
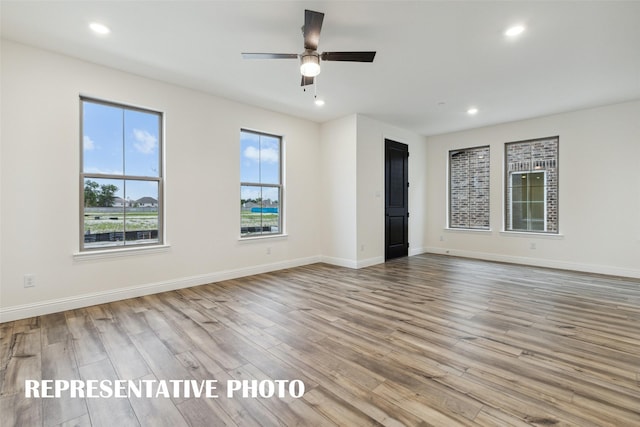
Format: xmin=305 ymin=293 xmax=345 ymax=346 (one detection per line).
xmin=449 ymin=146 xmax=490 ymax=229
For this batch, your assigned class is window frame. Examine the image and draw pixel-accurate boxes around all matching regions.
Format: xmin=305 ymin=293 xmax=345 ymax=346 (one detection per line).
xmin=240 ymin=129 xmax=283 ymax=238
xmin=504 ymin=136 xmax=559 ymax=234
xmin=448 ymin=145 xmax=491 ymax=230
xmin=508 ymin=170 xmax=547 ymax=232
xmin=79 ymin=96 xmax=164 ymax=251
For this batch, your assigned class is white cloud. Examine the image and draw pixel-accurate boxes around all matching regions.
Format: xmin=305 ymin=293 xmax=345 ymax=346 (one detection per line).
xmin=84 ymin=166 xmax=123 ymax=175
xmin=243 ymin=146 xmax=279 ymax=163
xmin=83 ymin=135 xmax=96 ymax=151
xmin=133 ymin=129 xmax=158 ymax=154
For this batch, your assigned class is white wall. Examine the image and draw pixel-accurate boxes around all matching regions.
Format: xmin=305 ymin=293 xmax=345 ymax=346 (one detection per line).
xmin=319 ymin=114 xmax=358 ymax=266
xmin=425 ymin=100 xmax=640 ymax=278
xmin=0 ymin=40 xmax=322 ymax=321
xmin=318 ymin=114 xmax=428 ymax=268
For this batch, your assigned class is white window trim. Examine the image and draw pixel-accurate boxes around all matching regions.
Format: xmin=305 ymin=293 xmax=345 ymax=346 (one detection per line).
xmin=79 ymin=96 xmax=165 ymax=252
xmin=444 ymin=228 xmax=493 ymax=234
xmin=499 ymin=231 xmax=564 ymax=239
xmin=240 ymin=129 xmax=284 ymax=238
xmin=237 ymin=234 xmax=289 ymax=242
xmin=73 ymin=244 xmax=171 ymax=261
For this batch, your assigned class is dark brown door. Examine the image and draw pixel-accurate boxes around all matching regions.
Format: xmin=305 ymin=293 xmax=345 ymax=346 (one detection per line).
xmin=385 ymin=139 xmax=409 ymax=260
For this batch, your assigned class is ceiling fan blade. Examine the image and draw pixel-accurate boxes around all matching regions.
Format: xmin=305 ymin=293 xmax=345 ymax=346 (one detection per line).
xmin=303 ymin=9 xmax=324 ymax=50
xmin=321 ymin=51 xmax=376 ymax=62
xmin=241 ymin=53 xmax=298 ymax=60
xmin=301 ymin=75 xmax=315 ymax=86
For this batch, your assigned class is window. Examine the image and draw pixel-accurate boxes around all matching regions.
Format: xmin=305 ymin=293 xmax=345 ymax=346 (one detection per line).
xmin=449 ymin=146 xmax=490 ymax=229
xmin=240 ymin=129 xmax=282 ymax=237
xmin=80 ymin=97 xmax=163 ymax=250
xmin=505 ymin=137 xmax=558 ymax=233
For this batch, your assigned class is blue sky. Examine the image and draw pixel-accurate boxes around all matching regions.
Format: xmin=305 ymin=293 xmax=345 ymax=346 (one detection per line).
xmin=83 ymin=101 xmax=160 ymax=201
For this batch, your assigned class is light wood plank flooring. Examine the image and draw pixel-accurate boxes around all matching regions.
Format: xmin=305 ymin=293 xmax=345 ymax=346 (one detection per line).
xmin=1 ymin=254 xmax=639 ymax=426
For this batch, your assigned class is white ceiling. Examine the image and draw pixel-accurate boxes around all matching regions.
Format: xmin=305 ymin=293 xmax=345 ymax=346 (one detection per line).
xmin=2 ymin=1 xmax=639 ymax=136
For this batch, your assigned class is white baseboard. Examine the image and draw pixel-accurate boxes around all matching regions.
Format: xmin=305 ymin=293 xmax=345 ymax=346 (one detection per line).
xmin=409 ymin=247 xmax=426 ymax=256
xmin=356 ymin=256 xmax=385 ymax=269
xmin=320 ymin=255 xmax=385 ymax=269
xmin=319 ymin=256 xmax=358 ymax=269
xmin=0 ymin=255 xmax=322 ymax=323
xmin=424 ymin=247 xmax=640 ymax=279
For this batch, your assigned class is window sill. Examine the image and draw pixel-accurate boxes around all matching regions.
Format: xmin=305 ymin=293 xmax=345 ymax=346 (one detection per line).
xmin=238 ymin=234 xmax=288 ymax=242
xmin=445 ymin=228 xmax=492 ymax=234
xmin=499 ymin=231 xmax=564 ymax=240
xmin=73 ymin=244 xmax=171 ymax=261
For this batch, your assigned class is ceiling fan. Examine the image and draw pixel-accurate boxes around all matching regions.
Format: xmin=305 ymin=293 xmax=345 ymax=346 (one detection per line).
xmin=242 ymin=9 xmax=376 ymax=86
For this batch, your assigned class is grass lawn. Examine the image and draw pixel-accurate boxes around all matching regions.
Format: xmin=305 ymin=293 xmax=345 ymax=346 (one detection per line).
xmin=241 ymin=212 xmax=279 ymax=228
xmin=84 ymin=211 xmax=158 ymax=233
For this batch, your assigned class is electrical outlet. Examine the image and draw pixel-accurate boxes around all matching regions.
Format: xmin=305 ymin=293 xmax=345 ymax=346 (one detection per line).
xmin=24 ymin=274 xmax=36 ymax=288
xmin=266 ymin=247 xmax=271 ymax=255
xmin=530 ymin=242 xmax=537 ymax=250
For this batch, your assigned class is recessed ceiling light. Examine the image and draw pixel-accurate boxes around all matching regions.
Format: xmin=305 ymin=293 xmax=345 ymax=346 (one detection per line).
xmin=89 ymin=22 xmax=111 ymax=35
xmin=314 ymin=98 xmax=325 ymax=107
xmin=505 ymin=25 xmax=525 ymax=37
xmin=467 ymin=107 xmax=478 ymax=115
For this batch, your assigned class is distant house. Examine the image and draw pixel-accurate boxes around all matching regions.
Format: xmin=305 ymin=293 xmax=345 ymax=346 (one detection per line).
xmin=263 ymin=199 xmax=278 ymax=208
xmin=113 ymin=197 xmax=129 ymax=207
xmin=136 ymin=197 xmax=158 ymax=207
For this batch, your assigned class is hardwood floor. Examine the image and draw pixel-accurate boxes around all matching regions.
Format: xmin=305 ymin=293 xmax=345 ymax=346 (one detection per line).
xmin=1 ymin=254 xmax=639 ymax=426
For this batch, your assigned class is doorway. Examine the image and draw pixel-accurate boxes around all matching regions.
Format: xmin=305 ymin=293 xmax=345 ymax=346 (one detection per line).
xmin=385 ymin=139 xmax=409 ymax=260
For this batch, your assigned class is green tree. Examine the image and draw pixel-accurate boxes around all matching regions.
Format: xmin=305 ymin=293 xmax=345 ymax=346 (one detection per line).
xmin=84 ymin=180 xmax=119 ymax=207
xmin=97 ymin=184 xmax=118 ymax=207
xmin=84 ymin=180 xmax=99 ymax=207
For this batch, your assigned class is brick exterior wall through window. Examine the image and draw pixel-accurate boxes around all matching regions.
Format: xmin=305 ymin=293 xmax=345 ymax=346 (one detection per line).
xmin=449 ymin=146 xmax=490 ymax=229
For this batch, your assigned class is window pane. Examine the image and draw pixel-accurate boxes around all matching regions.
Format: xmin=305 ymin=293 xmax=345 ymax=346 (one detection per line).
xmin=83 ymin=101 xmax=124 ymax=175
xmin=241 ymin=185 xmax=280 ymax=236
xmin=530 ymin=172 xmax=545 ymax=200
xmin=259 ymin=134 xmax=280 ymax=185
xmin=261 ymin=186 xmax=280 ymax=233
xmin=125 ymin=180 xmax=159 ymax=244
xmin=511 ymin=174 xmax=525 ymax=202
xmin=124 ymin=109 xmax=161 ymax=177
xmin=241 ymin=185 xmax=264 ymax=235
xmin=530 ymin=201 xmax=545 ymax=221
xmin=511 ymin=202 xmax=527 ymax=231
xmin=240 ymin=131 xmax=260 ymax=183
xmin=83 ymin=178 xmax=125 ymax=248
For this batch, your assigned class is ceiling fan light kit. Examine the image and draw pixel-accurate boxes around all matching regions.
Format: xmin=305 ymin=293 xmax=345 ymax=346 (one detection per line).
xmin=242 ymin=9 xmax=376 ymax=87
xmin=300 ymin=50 xmax=321 ymax=77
